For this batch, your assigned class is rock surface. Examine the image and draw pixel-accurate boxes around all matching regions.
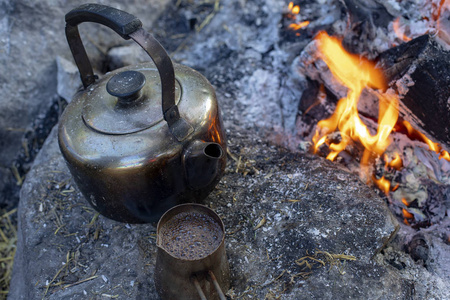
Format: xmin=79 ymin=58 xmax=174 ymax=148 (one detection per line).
xmin=10 ymin=125 xmax=408 ymax=299
xmin=11 ymin=123 xmax=450 ymax=299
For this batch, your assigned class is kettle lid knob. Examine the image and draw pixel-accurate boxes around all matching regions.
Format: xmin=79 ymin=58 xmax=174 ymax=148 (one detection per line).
xmin=106 ymin=70 xmax=146 ymax=103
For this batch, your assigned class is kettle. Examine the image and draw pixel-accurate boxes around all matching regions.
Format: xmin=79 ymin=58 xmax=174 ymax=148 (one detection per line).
xmin=58 ymin=4 xmax=226 ymax=223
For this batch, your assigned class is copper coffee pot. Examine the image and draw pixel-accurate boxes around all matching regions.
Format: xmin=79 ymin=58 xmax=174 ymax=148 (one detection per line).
xmin=155 ymin=204 xmax=230 ymax=300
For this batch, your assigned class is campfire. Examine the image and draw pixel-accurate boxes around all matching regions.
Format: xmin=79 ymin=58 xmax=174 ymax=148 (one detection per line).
xmin=287 ymin=1 xmax=450 ymax=230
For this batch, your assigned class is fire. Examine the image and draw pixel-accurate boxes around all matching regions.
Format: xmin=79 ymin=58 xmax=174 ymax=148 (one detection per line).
xmin=289 ymin=21 xmax=310 ymax=31
xmin=441 ymin=150 xmax=450 ymax=160
xmin=373 ymin=175 xmax=391 ymax=196
xmin=286 ymin=2 xmax=309 ymax=34
xmin=401 ymin=120 xmax=450 ymax=161
xmin=384 ymin=153 xmax=402 ymax=170
xmin=402 ymin=208 xmax=414 ymax=219
xmin=288 ymin=2 xmax=300 ymax=15
xmin=401 ymin=198 xmax=409 ymax=206
xmin=311 ymin=31 xmax=450 ymax=199
xmin=312 ymin=32 xmax=399 ymax=167
xmin=392 ymin=17 xmax=412 ymax=42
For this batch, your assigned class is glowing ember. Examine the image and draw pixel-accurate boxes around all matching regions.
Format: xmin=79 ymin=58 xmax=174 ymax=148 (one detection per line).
xmin=384 ymin=153 xmax=402 ymax=170
xmin=288 ymin=21 xmax=310 ymax=31
xmin=401 ymin=120 xmax=450 ymax=161
xmin=286 ymin=2 xmax=309 ymax=34
xmin=288 ymin=2 xmax=300 ymax=15
xmin=393 ymin=17 xmax=412 ymax=42
xmin=373 ymin=175 xmax=391 ymax=196
xmin=312 ymin=31 xmax=398 ymax=168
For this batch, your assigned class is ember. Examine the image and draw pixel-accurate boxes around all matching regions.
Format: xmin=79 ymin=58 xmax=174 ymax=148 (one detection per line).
xmin=399 ymin=120 xmax=450 ymax=161
xmin=389 ymin=0 xmax=450 ymax=45
xmin=384 ymin=153 xmax=402 ymax=170
xmin=286 ymin=1 xmax=309 ymax=35
xmin=392 ymin=17 xmax=412 ymax=43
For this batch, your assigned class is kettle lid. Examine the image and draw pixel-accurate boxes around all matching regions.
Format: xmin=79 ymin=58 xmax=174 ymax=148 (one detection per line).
xmin=65 ymin=3 xmax=193 ymax=141
xmin=82 ymin=68 xmax=182 ymax=135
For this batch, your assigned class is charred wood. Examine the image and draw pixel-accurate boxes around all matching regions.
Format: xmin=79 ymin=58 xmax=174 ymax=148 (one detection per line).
xmin=378 ymin=35 xmax=450 ymax=148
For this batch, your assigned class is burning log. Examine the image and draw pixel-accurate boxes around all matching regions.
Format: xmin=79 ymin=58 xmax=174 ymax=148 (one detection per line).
xmin=378 ymin=34 xmax=450 ymax=148
xmin=296 ymin=34 xmax=450 ymax=149
xmin=295 ymin=30 xmax=449 ymax=229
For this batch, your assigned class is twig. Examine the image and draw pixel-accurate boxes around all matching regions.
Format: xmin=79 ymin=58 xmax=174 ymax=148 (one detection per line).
xmin=10 ymin=165 xmax=23 ymax=186
xmin=62 ymin=275 xmax=98 ymax=289
xmin=196 ymin=0 xmax=220 ymax=33
xmin=254 ymin=215 xmax=266 ymax=230
xmin=0 ymin=208 xmax=17 ymax=220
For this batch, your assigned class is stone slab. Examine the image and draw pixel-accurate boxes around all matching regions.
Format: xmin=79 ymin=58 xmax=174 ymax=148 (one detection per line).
xmin=10 ymin=125 xmax=425 ymax=299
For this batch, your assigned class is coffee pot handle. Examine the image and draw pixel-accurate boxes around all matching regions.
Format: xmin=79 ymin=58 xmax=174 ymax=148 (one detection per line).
xmin=65 ymin=4 xmax=193 ymax=141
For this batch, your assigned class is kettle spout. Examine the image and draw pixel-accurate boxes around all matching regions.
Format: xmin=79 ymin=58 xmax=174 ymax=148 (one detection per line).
xmin=183 ymin=141 xmax=225 ymax=190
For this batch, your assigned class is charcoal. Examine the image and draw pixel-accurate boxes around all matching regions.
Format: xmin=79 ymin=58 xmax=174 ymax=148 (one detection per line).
xmin=378 ymin=35 xmax=450 ymax=148
xmin=406 ymin=234 xmax=429 ymax=264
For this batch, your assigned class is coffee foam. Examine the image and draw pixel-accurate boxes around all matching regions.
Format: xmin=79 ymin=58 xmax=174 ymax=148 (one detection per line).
xmin=159 ymin=211 xmax=223 ymax=260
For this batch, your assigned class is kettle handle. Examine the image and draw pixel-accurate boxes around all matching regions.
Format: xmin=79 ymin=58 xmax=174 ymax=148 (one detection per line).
xmin=65 ymin=4 xmax=193 ymax=141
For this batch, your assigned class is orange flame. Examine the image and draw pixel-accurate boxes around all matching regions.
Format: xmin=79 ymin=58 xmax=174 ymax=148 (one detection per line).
xmin=310 ymin=31 xmax=450 ymax=198
xmin=393 ymin=17 xmax=412 ymax=42
xmin=402 ymin=120 xmax=450 ymax=161
xmin=392 ymin=183 xmax=400 ymax=191
xmin=288 ymin=21 xmax=310 ymax=31
xmin=441 ymin=150 xmax=450 ymax=160
xmin=288 ymin=2 xmax=300 ymax=15
xmin=373 ymin=176 xmax=391 ymax=196
xmin=312 ymin=32 xmax=399 ymax=166
xmin=402 ymin=208 xmax=414 ymax=219
xmin=286 ymin=2 xmax=309 ymax=33
xmin=384 ymin=153 xmax=403 ymax=170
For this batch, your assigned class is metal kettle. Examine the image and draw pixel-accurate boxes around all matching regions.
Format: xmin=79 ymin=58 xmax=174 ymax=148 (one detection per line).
xmin=58 ymin=4 xmax=226 ymax=223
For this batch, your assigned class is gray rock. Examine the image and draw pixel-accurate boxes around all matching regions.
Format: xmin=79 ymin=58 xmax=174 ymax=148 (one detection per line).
xmin=13 ymin=123 xmax=446 ymax=299
xmin=106 ymin=44 xmax=149 ymax=71
xmin=56 ymin=56 xmax=80 ymax=103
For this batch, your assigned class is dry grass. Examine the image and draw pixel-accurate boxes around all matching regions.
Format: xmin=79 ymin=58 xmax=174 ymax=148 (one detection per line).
xmin=292 ymin=250 xmax=356 ymax=282
xmin=0 ymin=208 xmax=17 ymax=300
